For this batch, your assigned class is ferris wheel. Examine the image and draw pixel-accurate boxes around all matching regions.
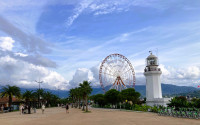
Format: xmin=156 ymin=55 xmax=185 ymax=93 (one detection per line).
xmin=99 ymin=53 xmax=136 ymax=92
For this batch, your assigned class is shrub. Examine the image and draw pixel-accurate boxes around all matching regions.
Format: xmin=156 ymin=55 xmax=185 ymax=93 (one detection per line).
xmin=151 ymin=106 xmax=159 ymax=113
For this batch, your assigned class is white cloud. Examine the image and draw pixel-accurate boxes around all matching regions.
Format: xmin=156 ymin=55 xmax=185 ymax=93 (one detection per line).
xmin=160 ymin=65 xmax=200 ymax=87
xmin=65 ymin=0 xmax=200 ymax=27
xmin=14 ymin=52 xmax=28 ymax=57
xmin=68 ymin=62 xmax=200 ymax=88
xmin=69 ymin=68 xmax=97 ymax=87
xmin=66 ymin=0 xmax=93 ymax=27
xmin=0 ymin=16 xmax=51 ymax=54
xmin=0 ymin=37 xmax=15 ymax=51
xmin=0 ymin=55 xmax=69 ymax=90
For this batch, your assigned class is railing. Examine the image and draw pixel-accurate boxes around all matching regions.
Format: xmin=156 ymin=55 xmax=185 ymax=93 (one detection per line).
xmin=144 ymin=68 xmax=161 ymax=72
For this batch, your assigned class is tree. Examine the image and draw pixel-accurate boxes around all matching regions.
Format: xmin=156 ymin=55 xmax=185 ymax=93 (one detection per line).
xmin=23 ymin=90 xmax=34 ymax=103
xmin=36 ymin=89 xmax=45 ymax=108
xmin=69 ymin=88 xmax=75 ymax=108
xmin=0 ymin=85 xmax=21 ymax=108
xmin=79 ymin=81 xmax=92 ymax=112
xmin=191 ymin=98 xmax=200 ymax=108
xmin=168 ymin=96 xmax=189 ymax=108
xmin=104 ymin=89 xmax=120 ymax=106
xmin=120 ymin=88 xmax=140 ymax=104
xmin=43 ymin=91 xmax=53 ymax=107
xmin=23 ymin=90 xmax=34 ymax=114
xmin=93 ymin=94 xmax=106 ymax=107
xmin=76 ymin=87 xmax=82 ymax=109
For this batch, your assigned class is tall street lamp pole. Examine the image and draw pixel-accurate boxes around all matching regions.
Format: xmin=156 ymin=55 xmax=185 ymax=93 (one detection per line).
xmin=35 ymin=80 xmax=43 ymax=108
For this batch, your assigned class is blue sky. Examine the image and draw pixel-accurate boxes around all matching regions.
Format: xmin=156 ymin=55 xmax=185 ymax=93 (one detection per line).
xmin=0 ymin=0 xmax=200 ymax=90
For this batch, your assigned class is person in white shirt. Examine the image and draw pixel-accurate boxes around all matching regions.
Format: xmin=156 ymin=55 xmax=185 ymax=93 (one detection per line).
xmin=41 ymin=104 xmax=45 ymax=114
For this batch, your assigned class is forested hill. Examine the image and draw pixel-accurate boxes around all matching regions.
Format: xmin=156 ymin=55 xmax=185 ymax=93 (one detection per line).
xmin=92 ymin=84 xmax=199 ymax=97
xmin=1 ymin=84 xmax=198 ymax=98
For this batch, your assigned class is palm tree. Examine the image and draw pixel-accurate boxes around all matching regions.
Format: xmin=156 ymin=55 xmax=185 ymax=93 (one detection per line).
xmin=79 ymin=81 xmax=92 ymax=112
xmin=23 ymin=90 xmax=34 ymax=114
xmin=0 ymin=85 xmax=21 ymax=108
xmin=23 ymin=90 xmax=34 ymax=103
xmin=69 ymin=88 xmax=75 ymax=108
xmin=36 ymin=89 xmax=44 ymax=108
xmin=77 ymin=87 xmax=82 ymax=109
xmin=43 ymin=91 xmax=53 ymax=107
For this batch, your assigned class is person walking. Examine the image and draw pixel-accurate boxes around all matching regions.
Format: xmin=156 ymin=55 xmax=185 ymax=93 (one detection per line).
xmin=1 ymin=105 xmax=4 ymax=113
xmin=19 ymin=104 xmax=23 ymax=115
xmin=66 ymin=104 xmax=69 ymax=114
xmin=41 ymin=104 xmax=45 ymax=114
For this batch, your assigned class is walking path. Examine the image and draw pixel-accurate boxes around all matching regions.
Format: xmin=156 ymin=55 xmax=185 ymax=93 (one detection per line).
xmin=0 ymin=107 xmax=199 ymax=125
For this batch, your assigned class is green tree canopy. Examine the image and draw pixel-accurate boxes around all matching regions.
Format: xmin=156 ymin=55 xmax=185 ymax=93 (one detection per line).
xmin=104 ymin=89 xmax=120 ymax=105
xmin=168 ymin=96 xmax=188 ymax=108
xmin=23 ymin=90 xmax=34 ymax=102
xmin=120 ymin=88 xmax=140 ymax=104
xmin=93 ymin=94 xmax=106 ymax=107
xmin=1 ymin=85 xmax=21 ymax=107
xmin=79 ymin=81 xmax=92 ymax=112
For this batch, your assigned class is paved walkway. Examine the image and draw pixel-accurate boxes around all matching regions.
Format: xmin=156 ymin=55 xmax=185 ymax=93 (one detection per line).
xmin=0 ymin=107 xmax=199 ymax=125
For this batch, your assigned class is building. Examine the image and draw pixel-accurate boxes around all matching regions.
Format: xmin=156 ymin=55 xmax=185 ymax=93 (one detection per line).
xmin=0 ymin=97 xmax=21 ymax=110
xmin=144 ymin=52 xmax=170 ymax=106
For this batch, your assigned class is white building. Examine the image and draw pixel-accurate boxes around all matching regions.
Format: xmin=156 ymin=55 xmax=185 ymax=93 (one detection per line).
xmin=144 ymin=52 xmax=170 ymax=106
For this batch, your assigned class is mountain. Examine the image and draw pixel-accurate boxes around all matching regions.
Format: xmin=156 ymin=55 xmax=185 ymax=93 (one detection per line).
xmin=19 ymin=88 xmax=69 ymax=98
xmin=0 ymin=84 xmax=198 ymax=98
xmin=170 ymin=90 xmax=200 ymax=98
xmin=91 ymin=84 xmax=198 ymax=97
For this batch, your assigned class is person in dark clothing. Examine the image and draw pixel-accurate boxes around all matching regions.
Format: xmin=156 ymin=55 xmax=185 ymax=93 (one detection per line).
xmin=66 ymin=104 xmax=69 ymax=114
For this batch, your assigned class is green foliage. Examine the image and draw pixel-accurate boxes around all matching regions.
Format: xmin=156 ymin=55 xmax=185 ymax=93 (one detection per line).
xmin=79 ymin=81 xmax=92 ymax=97
xmin=104 ymin=89 xmax=120 ymax=105
xmin=69 ymin=81 xmax=92 ymax=111
xmin=43 ymin=91 xmax=59 ymax=107
xmin=79 ymin=81 xmax=92 ymax=112
xmin=59 ymin=98 xmax=69 ymax=104
xmin=0 ymin=85 xmax=21 ymax=107
xmin=120 ymin=88 xmax=140 ymax=104
xmin=132 ymin=104 xmax=151 ymax=112
xmin=191 ymin=98 xmax=200 ymax=108
xmin=0 ymin=85 xmax=66 ymax=109
xmin=168 ymin=96 xmax=189 ymax=108
xmin=92 ymin=94 xmax=106 ymax=107
xmin=23 ymin=90 xmax=34 ymax=102
xmin=151 ymin=106 xmax=159 ymax=113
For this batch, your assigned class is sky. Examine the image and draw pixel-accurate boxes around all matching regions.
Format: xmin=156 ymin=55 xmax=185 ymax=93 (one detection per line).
xmin=0 ymin=0 xmax=200 ymax=90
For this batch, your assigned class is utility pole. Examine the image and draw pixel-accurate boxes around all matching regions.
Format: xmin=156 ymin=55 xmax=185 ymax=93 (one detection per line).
xmin=35 ymin=80 xmax=43 ymax=90
xmin=35 ymin=80 xmax=43 ymax=108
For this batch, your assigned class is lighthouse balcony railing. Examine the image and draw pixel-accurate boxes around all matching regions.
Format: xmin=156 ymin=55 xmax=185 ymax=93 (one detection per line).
xmin=144 ymin=68 xmax=161 ymax=72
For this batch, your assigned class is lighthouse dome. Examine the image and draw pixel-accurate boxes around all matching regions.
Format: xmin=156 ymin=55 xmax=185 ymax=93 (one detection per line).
xmin=147 ymin=54 xmax=157 ymax=59
xmin=146 ymin=53 xmax=158 ymax=66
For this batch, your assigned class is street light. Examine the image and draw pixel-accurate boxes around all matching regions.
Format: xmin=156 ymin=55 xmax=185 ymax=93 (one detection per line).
xmin=35 ymin=80 xmax=43 ymax=108
xmin=35 ymin=80 xmax=43 ymax=90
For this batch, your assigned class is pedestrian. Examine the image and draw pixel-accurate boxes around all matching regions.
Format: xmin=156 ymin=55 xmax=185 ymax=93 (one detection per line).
xmin=42 ymin=104 xmax=45 ymax=114
xmin=1 ymin=105 xmax=4 ymax=113
xmin=66 ymin=104 xmax=69 ymax=114
xmin=22 ymin=104 xmax=24 ymax=114
xmin=19 ymin=104 xmax=23 ymax=115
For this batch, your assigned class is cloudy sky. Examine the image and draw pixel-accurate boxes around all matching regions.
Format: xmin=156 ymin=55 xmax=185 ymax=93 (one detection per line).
xmin=0 ymin=0 xmax=200 ymax=90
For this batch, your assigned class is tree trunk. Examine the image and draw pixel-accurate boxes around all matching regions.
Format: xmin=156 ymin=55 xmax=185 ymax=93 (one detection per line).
xmin=71 ymin=97 xmax=74 ymax=108
xmin=86 ymin=96 xmax=88 ymax=112
xmin=9 ymin=95 xmax=12 ymax=107
xmin=82 ymin=96 xmax=85 ymax=111
xmin=78 ymin=98 xmax=81 ymax=109
xmin=38 ymin=95 xmax=40 ymax=108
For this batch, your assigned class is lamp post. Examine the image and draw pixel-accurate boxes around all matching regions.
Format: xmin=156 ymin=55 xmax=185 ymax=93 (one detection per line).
xmin=35 ymin=80 xmax=43 ymax=108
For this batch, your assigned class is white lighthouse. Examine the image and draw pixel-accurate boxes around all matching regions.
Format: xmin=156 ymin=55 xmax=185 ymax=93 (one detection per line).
xmin=144 ymin=51 xmax=170 ymax=106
